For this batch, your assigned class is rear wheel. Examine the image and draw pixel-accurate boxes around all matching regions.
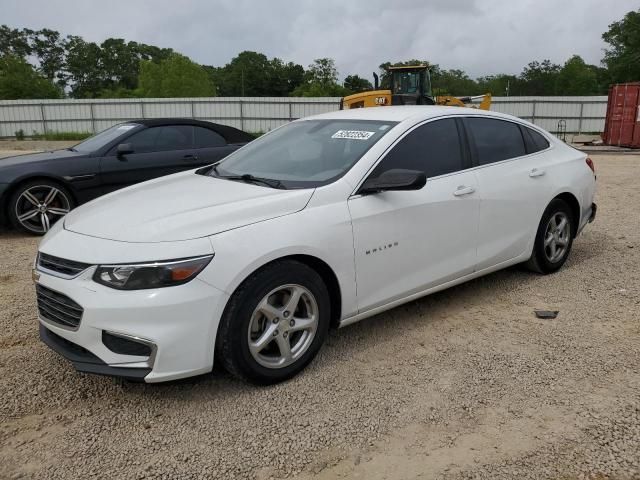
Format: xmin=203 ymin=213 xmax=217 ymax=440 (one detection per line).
xmin=216 ymin=260 xmax=330 ymax=384
xmin=526 ymin=199 xmax=574 ymax=274
xmin=8 ymin=180 xmax=74 ymax=235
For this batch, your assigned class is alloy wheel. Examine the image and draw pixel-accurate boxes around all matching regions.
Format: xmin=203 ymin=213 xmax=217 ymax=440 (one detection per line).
xmin=543 ymin=212 xmax=570 ymax=263
xmin=247 ymin=284 xmax=319 ymax=369
xmin=15 ymin=185 xmax=71 ymax=234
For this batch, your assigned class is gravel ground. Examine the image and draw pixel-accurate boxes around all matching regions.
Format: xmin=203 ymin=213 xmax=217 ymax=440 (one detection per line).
xmin=0 ymin=154 xmax=638 ymax=480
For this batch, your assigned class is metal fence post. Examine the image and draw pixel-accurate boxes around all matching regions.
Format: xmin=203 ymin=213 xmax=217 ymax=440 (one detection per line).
xmin=239 ymin=100 xmax=244 ymax=131
xmin=89 ymin=102 xmax=96 ymax=133
xmin=190 ymin=101 xmax=196 ymax=119
xmin=140 ymin=101 xmax=145 ymax=118
xmin=39 ymin=103 xmax=48 ymax=135
xmin=288 ymin=101 xmax=293 ymax=122
xmin=578 ymin=102 xmax=584 ymax=134
xmin=531 ymin=100 xmax=537 ymax=125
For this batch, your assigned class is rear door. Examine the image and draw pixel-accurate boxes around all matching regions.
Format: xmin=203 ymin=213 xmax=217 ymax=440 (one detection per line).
xmin=465 ymin=117 xmax=554 ymax=270
xmin=193 ymin=125 xmax=241 ymax=164
xmin=348 ymin=118 xmax=480 ymax=312
xmin=99 ymin=125 xmax=198 ymax=193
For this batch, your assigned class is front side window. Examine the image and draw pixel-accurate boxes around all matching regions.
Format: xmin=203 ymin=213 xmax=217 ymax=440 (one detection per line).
xmin=212 ymin=119 xmax=397 ymax=188
xmin=465 ymin=117 xmax=526 ymax=165
xmin=72 ymin=123 xmax=139 ymax=153
xmin=369 ymin=118 xmax=464 ymax=179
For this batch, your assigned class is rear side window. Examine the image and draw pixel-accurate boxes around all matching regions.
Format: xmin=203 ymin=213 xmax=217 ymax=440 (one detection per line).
xmin=523 ymin=127 xmax=550 ymax=153
xmin=370 ymin=118 xmax=463 ymax=178
xmin=194 ymin=126 xmax=226 ymax=148
xmin=466 ymin=118 xmax=526 ymax=165
xmin=125 ymin=125 xmax=193 ymax=153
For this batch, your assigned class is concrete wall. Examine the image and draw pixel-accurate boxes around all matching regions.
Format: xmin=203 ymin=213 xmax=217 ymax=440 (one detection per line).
xmin=0 ymin=96 xmax=608 ymax=138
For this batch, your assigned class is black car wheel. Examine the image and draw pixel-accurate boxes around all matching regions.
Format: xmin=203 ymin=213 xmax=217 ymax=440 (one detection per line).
xmin=8 ymin=180 xmax=74 ymax=235
xmin=216 ymin=260 xmax=330 ymax=385
xmin=525 ymin=198 xmax=574 ymax=274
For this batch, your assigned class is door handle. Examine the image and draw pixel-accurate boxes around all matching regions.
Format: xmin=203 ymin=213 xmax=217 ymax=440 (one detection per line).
xmin=529 ymin=168 xmax=546 ymax=177
xmin=453 ymin=185 xmax=475 ymax=196
xmin=183 ymin=154 xmax=199 ymax=160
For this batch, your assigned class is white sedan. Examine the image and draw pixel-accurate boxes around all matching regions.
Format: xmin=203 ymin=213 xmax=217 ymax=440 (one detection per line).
xmin=34 ymin=106 xmax=597 ymax=384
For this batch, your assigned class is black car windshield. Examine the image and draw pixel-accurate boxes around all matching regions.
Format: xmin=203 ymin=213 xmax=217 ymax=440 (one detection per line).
xmin=72 ymin=123 xmax=140 ymax=153
xmin=211 ymin=119 xmax=397 ymax=188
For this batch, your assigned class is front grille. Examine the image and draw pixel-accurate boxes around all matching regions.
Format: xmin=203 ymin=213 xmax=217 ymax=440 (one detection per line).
xmin=38 ymin=253 xmax=91 ymax=278
xmin=36 ymin=284 xmax=84 ymax=329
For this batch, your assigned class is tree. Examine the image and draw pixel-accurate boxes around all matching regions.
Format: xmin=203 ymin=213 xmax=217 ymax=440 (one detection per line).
xmin=602 ymin=9 xmax=640 ymax=83
xmin=0 ymin=55 xmax=62 ymax=99
xmin=0 ymin=25 xmax=31 ymax=58
xmin=63 ymin=36 xmax=103 ymax=98
xmin=292 ymin=58 xmax=349 ymax=97
xmin=137 ymin=53 xmax=215 ymax=97
xmin=519 ymin=60 xmax=561 ymax=95
xmin=343 ymin=74 xmax=372 ymax=93
xmin=476 ymin=74 xmax=519 ymax=96
xmin=557 ymin=55 xmax=599 ymax=95
xmin=30 ymin=29 xmax=66 ymax=85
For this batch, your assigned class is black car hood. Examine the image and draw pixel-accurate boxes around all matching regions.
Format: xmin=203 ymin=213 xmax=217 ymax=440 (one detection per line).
xmin=0 ymin=149 xmax=86 ymax=168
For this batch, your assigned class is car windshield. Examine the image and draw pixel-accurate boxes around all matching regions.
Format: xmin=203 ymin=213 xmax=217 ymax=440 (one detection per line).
xmin=211 ymin=119 xmax=397 ymax=188
xmin=71 ymin=123 xmax=140 ymax=153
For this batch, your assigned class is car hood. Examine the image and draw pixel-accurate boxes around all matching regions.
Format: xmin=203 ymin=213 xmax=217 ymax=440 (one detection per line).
xmin=0 ymin=149 xmax=84 ymax=168
xmin=64 ymin=171 xmax=314 ymax=242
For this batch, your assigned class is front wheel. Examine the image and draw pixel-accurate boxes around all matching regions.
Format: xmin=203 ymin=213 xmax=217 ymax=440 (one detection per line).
xmin=8 ymin=180 xmax=74 ymax=235
xmin=216 ymin=260 xmax=330 ymax=384
xmin=526 ymin=198 xmax=574 ymax=274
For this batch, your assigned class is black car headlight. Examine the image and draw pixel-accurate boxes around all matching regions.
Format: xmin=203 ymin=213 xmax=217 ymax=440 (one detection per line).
xmin=93 ymin=255 xmax=213 ymax=290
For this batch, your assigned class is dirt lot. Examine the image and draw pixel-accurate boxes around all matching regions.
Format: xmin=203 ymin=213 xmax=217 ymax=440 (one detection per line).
xmin=0 ymin=154 xmax=638 ymax=480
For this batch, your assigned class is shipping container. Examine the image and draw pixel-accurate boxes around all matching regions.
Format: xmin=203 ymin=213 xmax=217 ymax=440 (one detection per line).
xmin=603 ymin=83 xmax=640 ymax=148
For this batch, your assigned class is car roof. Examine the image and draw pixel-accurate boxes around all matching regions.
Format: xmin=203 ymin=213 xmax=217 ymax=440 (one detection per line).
xmin=126 ymin=118 xmax=254 ymax=144
xmin=303 ymin=105 xmax=518 ymax=124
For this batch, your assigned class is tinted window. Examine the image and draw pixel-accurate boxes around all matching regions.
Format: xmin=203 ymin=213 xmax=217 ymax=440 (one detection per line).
xmin=194 ymin=126 xmax=226 ymax=148
xmin=466 ymin=118 xmax=526 ymax=165
xmin=525 ymin=127 xmax=550 ymax=153
xmin=73 ymin=124 xmax=139 ymax=153
xmin=125 ymin=125 xmax=193 ymax=153
xmin=369 ymin=118 xmax=463 ymax=178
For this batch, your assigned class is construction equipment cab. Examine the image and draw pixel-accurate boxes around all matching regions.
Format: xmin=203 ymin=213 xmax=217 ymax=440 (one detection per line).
xmin=341 ymin=64 xmax=491 ymax=110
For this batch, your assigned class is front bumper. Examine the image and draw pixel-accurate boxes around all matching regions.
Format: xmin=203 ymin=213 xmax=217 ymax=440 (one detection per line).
xmin=37 ymin=265 xmax=229 ymax=383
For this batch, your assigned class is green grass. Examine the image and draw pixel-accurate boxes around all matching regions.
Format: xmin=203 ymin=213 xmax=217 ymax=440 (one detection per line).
xmin=30 ymin=131 xmax=93 ymax=141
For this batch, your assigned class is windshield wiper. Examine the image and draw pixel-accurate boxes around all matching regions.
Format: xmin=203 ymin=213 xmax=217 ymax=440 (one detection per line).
xmin=66 ymin=147 xmax=77 ymax=152
xmin=217 ymin=173 xmax=286 ymax=190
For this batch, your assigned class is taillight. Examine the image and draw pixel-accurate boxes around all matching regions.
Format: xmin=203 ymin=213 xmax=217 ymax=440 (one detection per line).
xmin=586 ymin=157 xmax=595 ymax=174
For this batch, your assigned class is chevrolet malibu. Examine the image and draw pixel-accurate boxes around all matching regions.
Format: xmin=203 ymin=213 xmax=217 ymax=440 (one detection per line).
xmin=35 ymin=106 xmax=597 ymax=384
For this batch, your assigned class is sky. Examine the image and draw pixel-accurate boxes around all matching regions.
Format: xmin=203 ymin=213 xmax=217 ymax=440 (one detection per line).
xmin=1 ymin=0 xmax=638 ymax=81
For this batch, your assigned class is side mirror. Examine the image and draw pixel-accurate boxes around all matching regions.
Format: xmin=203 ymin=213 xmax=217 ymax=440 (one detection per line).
xmin=116 ymin=143 xmax=134 ymax=156
xmin=358 ymin=169 xmax=426 ymax=195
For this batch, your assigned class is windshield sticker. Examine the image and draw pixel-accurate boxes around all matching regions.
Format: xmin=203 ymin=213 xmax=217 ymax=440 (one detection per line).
xmin=331 ymin=130 xmax=376 ymax=140
xmin=117 ymin=125 xmax=137 ymax=131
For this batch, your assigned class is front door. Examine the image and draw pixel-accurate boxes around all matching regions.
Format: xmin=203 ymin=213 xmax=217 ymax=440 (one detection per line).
xmin=99 ymin=124 xmax=199 ymax=194
xmin=348 ymin=118 xmax=480 ymax=313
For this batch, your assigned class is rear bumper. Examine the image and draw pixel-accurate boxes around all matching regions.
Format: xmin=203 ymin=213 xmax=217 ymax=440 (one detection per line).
xmin=40 ymin=323 xmax=151 ymax=381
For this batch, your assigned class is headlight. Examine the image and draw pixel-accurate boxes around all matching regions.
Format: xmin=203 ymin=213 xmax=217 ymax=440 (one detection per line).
xmin=93 ymin=255 xmax=213 ymax=290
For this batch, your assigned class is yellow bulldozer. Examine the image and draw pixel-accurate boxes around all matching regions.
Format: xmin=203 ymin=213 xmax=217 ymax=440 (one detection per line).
xmin=340 ymin=64 xmax=491 ymax=110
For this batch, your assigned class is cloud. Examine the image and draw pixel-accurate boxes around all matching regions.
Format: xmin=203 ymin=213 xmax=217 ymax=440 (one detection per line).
xmin=1 ymin=0 xmax=637 ymax=81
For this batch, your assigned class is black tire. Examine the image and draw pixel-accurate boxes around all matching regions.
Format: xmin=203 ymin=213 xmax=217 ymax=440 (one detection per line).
xmin=216 ymin=260 xmax=330 ymax=385
xmin=7 ymin=179 xmax=74 ymax=235
xmin=525 ymin=198 xmax=574 ymax=274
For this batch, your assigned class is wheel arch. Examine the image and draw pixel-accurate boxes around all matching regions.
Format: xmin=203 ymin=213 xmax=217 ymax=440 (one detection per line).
xmin=2 ymin=175 xmax=77 ymax=220
xmin=552 ymin=191 xmax=580 ymax=235
xmin=223 ymin=254 xmax=343 ymax=329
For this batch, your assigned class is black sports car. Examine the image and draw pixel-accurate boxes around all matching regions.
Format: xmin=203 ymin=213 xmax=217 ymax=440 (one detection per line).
xmin=0 ymin=119 xmax=254 ymax=234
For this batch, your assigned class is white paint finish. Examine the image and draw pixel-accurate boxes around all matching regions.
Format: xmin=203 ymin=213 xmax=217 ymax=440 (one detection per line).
xmin=35 ymin=106 xmax=597 ymax=382
xmin=348 ymin=171 xmax=480 ymax=312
